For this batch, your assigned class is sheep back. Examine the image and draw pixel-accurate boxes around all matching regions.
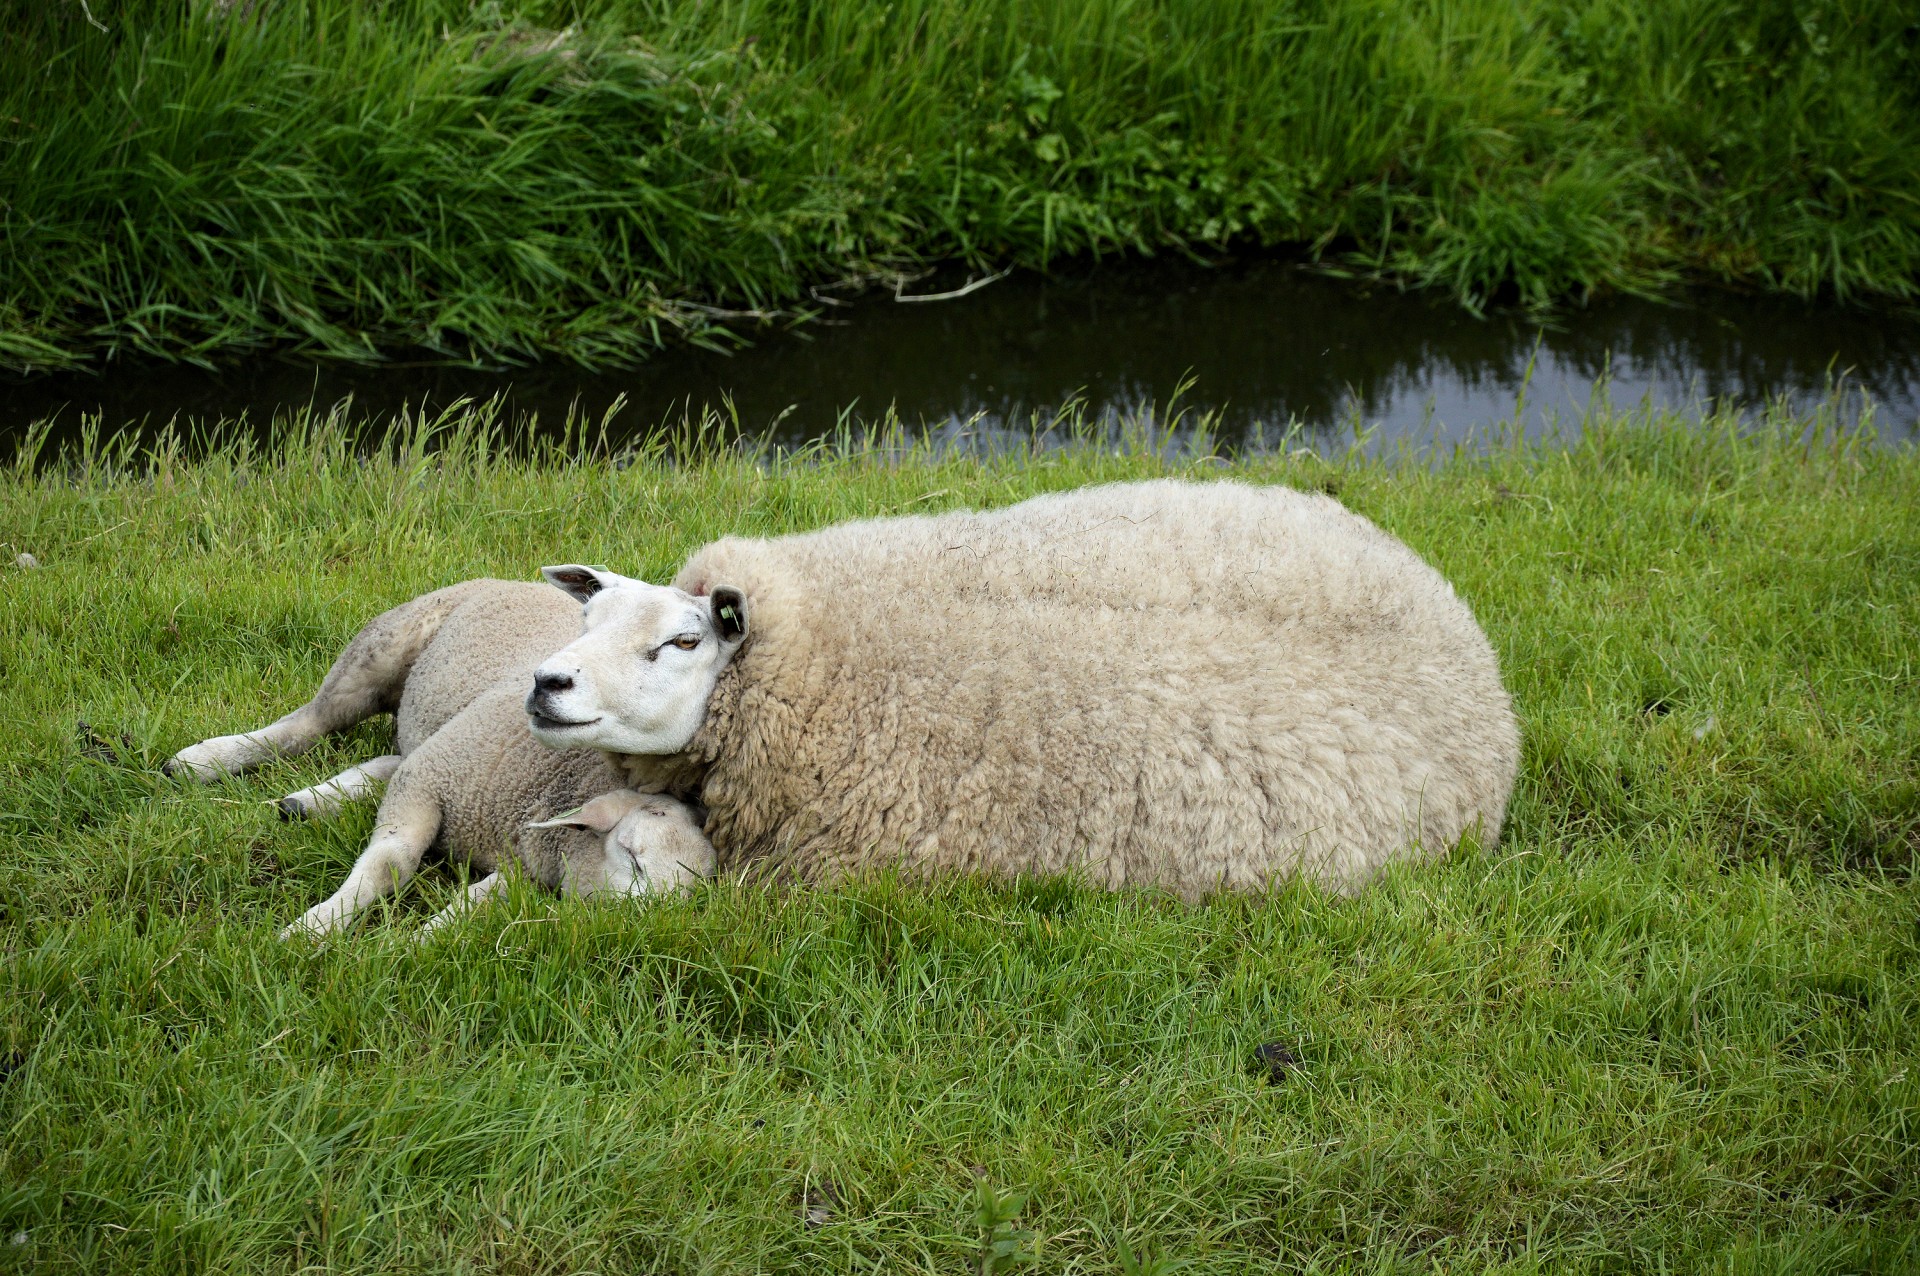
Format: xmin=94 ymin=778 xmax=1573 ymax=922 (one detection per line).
xmin=396 ymin=581 xmax=582 ymax=752
xmin=666 ymin=478 xmax=1520 ymax=896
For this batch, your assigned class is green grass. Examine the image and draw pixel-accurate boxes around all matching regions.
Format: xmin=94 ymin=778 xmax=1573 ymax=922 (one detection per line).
xmin=4 ymin=0 xmax=1918 ymax=371
xmin=1 ymin=403 xmax=1918 ymax=1272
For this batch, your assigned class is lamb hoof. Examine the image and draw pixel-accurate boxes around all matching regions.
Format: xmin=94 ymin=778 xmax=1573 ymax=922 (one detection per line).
xmin=164 ymin=733 xmax=270 ymax=782
xmin=277 ymin=796 xmax=310 ymax=821
xmin=162 ymin=745 xmax=228 ymax=781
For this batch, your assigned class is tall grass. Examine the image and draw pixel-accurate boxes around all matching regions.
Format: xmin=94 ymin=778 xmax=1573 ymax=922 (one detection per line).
xmin=1 ymin=402 xmax=1917 ymax=1271
xmin=3 ymin=0 xmax=1917 ymax=371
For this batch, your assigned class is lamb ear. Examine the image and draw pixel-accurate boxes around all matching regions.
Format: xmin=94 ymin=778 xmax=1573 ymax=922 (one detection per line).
xmin=711 ymin=586 xmax=748 ymax=643
xmin=525 ymin=805 xmax=594 ymax=833
xmin=541 ymin=564 xmax=618 ymax=604
xmin=527 ymin=790 xmax=645 ymax=834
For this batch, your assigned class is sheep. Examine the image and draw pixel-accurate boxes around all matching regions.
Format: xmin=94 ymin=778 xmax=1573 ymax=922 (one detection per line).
xmin=525 ymin=478 xmax=1521 ymax=897
xmin=165 ymin=580 xmax=715 ymax=937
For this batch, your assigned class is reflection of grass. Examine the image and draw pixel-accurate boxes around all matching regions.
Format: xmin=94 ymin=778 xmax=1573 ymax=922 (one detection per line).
xmin=3 ymin=402 xmax=1917 ymax=1272
xmin=4 ymin=0 xmax=1918 ymax=370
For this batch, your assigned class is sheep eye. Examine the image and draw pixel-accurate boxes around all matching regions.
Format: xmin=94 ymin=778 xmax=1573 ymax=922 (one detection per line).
xmin=670 ymin=635 xmax=701 ymax=651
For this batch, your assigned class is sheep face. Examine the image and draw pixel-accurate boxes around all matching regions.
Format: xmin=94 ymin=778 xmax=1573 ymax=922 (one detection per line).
xmin=527 ymin=789 xmax=716 ymax=897
xmin=528 ymin=565 xmax=747 ymax=755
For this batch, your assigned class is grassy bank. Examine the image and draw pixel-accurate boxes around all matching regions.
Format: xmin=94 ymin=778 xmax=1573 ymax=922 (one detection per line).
xmin=4 ymin=0 xmax=1919 ymax=371
xmin=2 ymin=406 xmax=1919 ymax=1272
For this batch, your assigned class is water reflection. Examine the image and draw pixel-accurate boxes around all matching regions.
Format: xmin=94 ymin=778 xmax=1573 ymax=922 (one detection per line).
xmin=5 ymin=258 xmax=1916 ymax=453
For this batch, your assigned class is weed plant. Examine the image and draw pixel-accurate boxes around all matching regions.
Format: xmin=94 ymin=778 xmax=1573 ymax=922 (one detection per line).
xmin=3 ymin=0 xmax=1918 ymax=369
xmin=0 ymin=401 xmax=1916 ymax=1271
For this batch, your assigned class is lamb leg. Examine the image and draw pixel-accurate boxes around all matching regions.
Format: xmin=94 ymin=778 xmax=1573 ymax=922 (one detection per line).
xmin=280 ymin=788 xmax=440 ymax=940
xmin=165 ymin=583 xmax=483 ymax=780
xmin=415 ymin=873 xmax=507 ymax=939
xmin=278 ymin=755 xmax=403 ymax=820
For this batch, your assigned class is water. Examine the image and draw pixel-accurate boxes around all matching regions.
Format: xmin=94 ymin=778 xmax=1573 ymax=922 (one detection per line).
xmin=6 ymin=258 xmax=1917 ymax=454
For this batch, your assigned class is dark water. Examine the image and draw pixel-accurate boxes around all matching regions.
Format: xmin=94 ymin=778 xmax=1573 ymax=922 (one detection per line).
xmin=6 ymin=259 xmax=1917 ymax=454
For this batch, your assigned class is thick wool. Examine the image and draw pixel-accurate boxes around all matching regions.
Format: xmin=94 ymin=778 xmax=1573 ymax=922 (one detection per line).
xmin=636 ymin=478 xmax=1519 ymax=896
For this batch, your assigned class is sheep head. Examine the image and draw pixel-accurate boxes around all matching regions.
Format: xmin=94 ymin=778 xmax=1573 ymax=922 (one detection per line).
xmin=527 ymin=564 xmax=748 ymax=755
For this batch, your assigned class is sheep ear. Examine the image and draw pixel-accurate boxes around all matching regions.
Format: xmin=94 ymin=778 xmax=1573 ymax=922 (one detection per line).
xmin=711 ymin=586 xmax=748 ymax=643
xmin=541 ymin=564 xmax=617 ymax=604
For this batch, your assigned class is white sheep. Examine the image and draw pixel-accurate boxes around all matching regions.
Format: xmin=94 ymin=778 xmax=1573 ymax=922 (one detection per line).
xmin=526 ymin=478 xmax=1522 ymax=897
xmin=166 ymin=580 xmax=715 ymax=937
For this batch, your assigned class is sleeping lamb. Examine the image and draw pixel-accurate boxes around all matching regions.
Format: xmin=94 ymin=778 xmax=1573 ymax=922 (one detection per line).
xmin=165 ymin=579 xmax=715 ymax=937
xmin=525 ymin=478 xmax=1521 ymax=897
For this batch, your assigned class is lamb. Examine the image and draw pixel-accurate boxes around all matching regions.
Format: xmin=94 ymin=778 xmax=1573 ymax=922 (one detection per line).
xmin=165 ymin=580 xmax=715 ymax=937
xmin=524 ymin=478 xmax=1521 ymax=897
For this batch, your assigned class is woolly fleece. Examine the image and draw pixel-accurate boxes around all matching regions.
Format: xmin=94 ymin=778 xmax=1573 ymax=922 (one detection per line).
xmin=630 ymin=478 xmax=1520 ymax=896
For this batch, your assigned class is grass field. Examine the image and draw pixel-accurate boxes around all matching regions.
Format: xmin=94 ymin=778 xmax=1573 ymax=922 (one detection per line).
xmin=1 ymin=404 xmax=1918 ymax=1272
xmin=5 ymin=0 xmax=1919 ymax=371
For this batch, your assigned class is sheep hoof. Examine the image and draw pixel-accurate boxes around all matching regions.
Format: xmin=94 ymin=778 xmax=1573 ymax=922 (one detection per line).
xmin=277 ymin=796 xmax=309 ymax=821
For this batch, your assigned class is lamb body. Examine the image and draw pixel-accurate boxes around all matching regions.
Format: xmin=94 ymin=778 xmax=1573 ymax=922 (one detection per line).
xmin=167 ymin=580 xmax=714 ymax=936
xmin=600 ymin=478 xmax=1519 ymax=895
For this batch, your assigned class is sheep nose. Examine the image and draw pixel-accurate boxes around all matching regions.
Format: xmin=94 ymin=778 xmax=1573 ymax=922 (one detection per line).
xmin=534 ymin=670 xmax=574 ymax=695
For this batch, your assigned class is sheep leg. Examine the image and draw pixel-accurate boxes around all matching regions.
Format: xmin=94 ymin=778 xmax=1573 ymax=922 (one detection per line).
xmin=280 ymin=793 xmax=440 ymax=940
xmin=165 ymin=583 xmax=482 ymax=780
xmin=278 ymin=755 xmax=403 ymax=821
xmin=414 ymin=873 xmax=506 ymax=939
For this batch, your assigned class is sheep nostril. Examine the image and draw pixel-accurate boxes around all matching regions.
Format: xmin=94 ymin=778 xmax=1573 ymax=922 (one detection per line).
xmin=534 ymin=671 xmax=574 ymax=695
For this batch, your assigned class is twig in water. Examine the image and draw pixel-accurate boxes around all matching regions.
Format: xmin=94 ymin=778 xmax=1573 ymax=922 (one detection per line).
xmin=678 ymin=301 xmax=784 ymax=322
xmin=895 ymin=268 xmax=1011 ymax=303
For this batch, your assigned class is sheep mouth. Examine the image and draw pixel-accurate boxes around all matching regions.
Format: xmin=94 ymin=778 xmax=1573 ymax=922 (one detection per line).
xmin=529 ymin=712 xmax=601 ymax=731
